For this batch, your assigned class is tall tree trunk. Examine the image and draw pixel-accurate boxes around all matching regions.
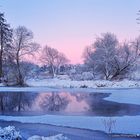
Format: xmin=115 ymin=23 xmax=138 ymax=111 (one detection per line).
xmin=51 ymin=65 xmax=55 ymax=78
xmin=16 ymin=57 xmax=24 ymax=86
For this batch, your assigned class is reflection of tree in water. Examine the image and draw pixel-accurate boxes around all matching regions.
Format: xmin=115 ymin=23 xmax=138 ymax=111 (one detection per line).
xmin=10 ymin=92 xmax=34 ymax=111
xmin=0 ymin=93 xmax=8 ymax=111
xmin=71 ymin=93 xmax=89 ymax=102
xmin=39 ymin=93 xmax=70 ymax=111
xmin=0 ymin=92 xmax=36 ymax=112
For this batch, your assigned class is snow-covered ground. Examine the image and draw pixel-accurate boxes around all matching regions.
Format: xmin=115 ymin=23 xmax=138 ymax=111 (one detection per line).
xmin=0 ymin=114 xmax=140 ymax=135
xmin=28 ymin=134 xmax=69 ymax=140
xmin=27 ymin=78 xmax=140 ymax=88
xmin=0 ymin=77 xmax=140 ymax=89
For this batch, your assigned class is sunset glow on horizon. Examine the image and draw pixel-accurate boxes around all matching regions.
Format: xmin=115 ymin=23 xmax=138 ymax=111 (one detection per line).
xmin=1 ymin=0 xmax=140 ymax=64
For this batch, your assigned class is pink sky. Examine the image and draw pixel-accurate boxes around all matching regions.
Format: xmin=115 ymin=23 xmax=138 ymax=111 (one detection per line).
xmin=45 ymin=39 xmax=93 ymax=64
xmin=1 ymin=0 xmax=140 ymax=64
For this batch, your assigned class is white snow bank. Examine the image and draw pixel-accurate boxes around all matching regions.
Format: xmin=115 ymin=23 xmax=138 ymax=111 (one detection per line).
xmin=0 ymin=126 xmax=21 ymax=140
xmin=27 ymin=78 xmax=140 ymax=88
xmin=28 ymin=134 xmax=69 ymax=140
xmin=0 ymin=115 xmax=140 ymax=134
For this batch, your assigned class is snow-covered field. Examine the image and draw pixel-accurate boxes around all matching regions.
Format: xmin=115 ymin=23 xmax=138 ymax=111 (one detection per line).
xmin=27 ymin=78 xmax=140 ymax=89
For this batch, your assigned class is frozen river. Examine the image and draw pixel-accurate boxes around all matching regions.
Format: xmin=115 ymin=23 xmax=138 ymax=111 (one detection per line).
xmin=0 ymin=88 xmax=140 ymax=139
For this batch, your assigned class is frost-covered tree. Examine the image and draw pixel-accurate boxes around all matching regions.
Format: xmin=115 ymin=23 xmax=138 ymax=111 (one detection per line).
xmin=0 ymin=13 xmax=12 ymax=80
xmin=84 ymin=33 xmax=118 ymax=80
xmin=111 ymin=39 xmax=140 ymax=79
xmin=8 ymin=26 xmax=39 ymax=86
xmin=84 ymin=33 xmax=140 ymax=80
xmin=41 ymin=46 xmax=69 ymax=77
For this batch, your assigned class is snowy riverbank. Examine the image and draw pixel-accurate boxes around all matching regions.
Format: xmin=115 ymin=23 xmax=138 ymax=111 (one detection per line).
xmin=27 ymin=78 xmax=140 ymax=89
xmin=0 ymin=114 xmax=140 ymax=135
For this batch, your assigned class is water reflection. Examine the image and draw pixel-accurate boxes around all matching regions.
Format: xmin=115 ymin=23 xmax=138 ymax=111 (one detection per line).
xmin=0 ymin=91 xmax=140 ymax=117
xmin=36 ymin=92 xmax=70 ymax=111
xmin=0 ymin=92 xmax=36 ymax=112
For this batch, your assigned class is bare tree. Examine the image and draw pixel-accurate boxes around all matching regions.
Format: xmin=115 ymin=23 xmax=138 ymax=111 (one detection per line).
xmin=55 ymin=52 xmax=69 ymax=74
xmin=9 ymin=26 xmax=39 ymax=86
xmin=83 ymin=46 xmax=96 ymax=76
xmin=41 ymin=45 xmax=69 ymax=77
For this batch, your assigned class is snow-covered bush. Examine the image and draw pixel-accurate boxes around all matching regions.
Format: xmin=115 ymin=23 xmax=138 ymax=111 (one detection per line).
xmin=28 ymin=134 xmax=70 ymax=140
xmin=0 ymin=127 xmax=69 ymax=140
xmin=56 ymin=75 xmax=70 ymax=80
xmin=81 ymin=72 xmax=94 ymax=80
xmin=69 ymin=72 xmax=94 ymax=81
xmin=0 ymin=126 xmax=21 ymax=140
xmin=70 ymin=74 xmax=82 ymax=81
